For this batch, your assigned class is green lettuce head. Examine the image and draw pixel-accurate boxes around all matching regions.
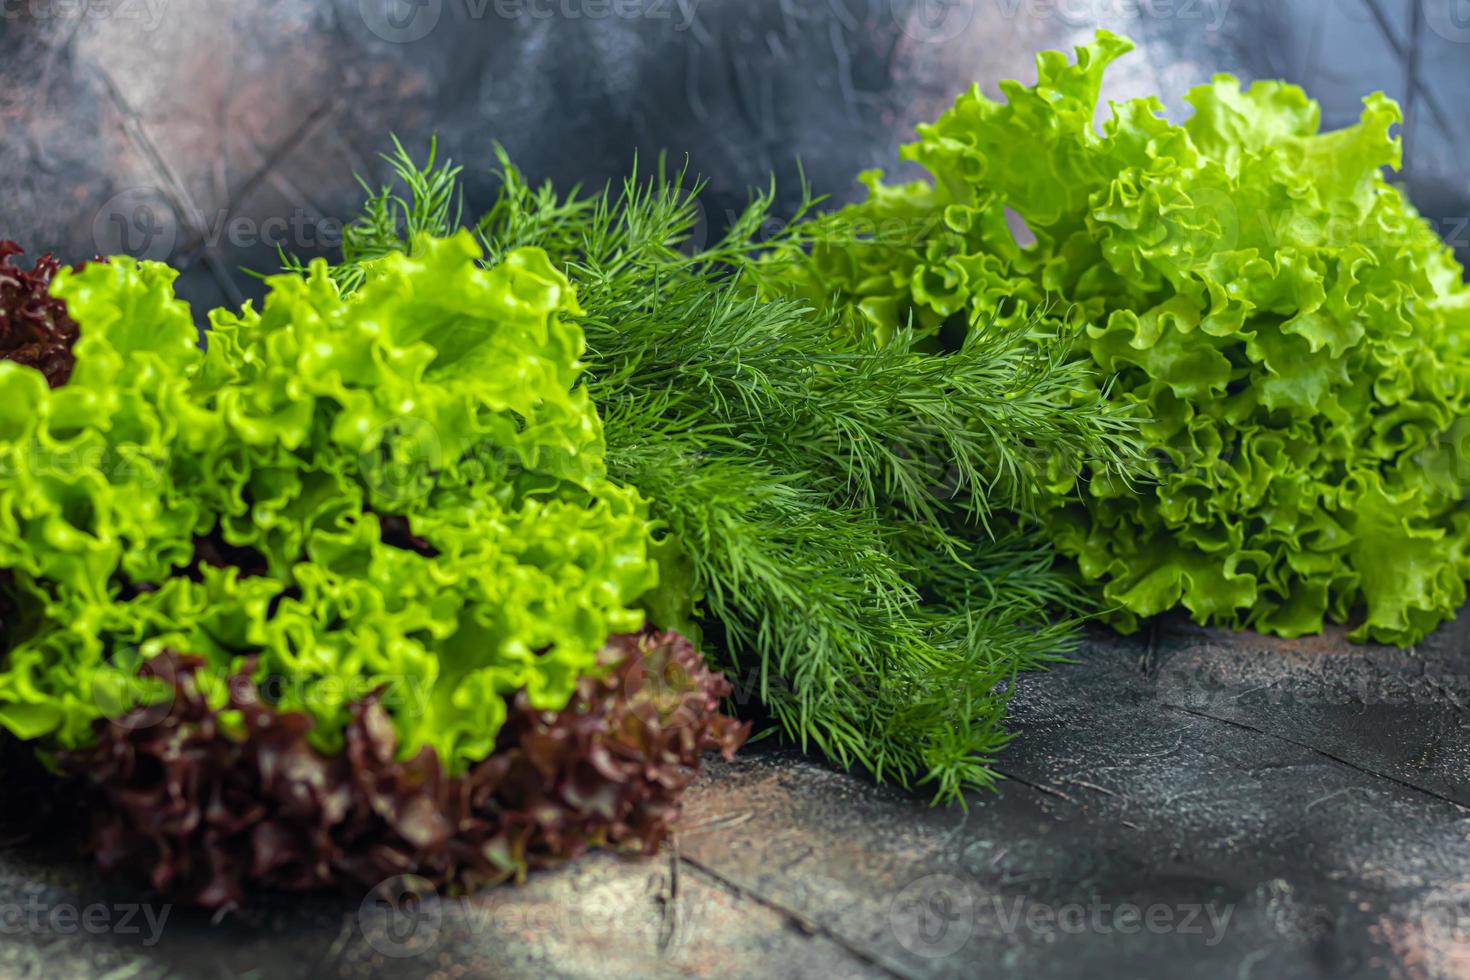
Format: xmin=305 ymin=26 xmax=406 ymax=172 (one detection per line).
xmin=0 ymin=231 xmax=658 ymax=769
xmin=778 ymin=31 xmax=1470 ymax=645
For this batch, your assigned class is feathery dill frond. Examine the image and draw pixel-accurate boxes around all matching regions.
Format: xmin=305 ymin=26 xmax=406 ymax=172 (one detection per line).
xmin=294 ymin=143 xmax=1147 ymax=801
xmin=476 ymin=154 xmax=1143 ymax=521
xmin=275 ymin=135 xmax=463 ymax=293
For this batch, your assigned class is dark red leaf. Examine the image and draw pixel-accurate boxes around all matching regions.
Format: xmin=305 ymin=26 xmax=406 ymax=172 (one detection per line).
xmin=0 ymin=241 xmax=89 ymax=387
xmin=56 ymin=631 xmax=748 ymax=909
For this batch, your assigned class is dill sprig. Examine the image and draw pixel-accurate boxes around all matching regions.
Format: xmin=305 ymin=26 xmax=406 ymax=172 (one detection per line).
xmin=290 ymin=141 xmax=1147 ymax=801
xmin=276 ymin=135 xmax=464 ymax=295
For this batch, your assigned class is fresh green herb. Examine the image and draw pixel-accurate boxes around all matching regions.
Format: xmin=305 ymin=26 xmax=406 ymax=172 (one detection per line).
xmin=305 ymin=144 xmax=1146 ymax=800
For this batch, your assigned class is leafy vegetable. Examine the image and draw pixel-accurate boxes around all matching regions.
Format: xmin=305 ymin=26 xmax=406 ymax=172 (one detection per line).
xmin=772 ymin=31 xmax=1470 ymax=645
xmin=300 ymin=144 xmax=1145 ymax=800
xmin=0 ymin=236 xmax=658 ymax=769
xmin=0 ymin=241 xmax=85 ymax=386
xmin=63 ymin=633 xmax=745 ymax=910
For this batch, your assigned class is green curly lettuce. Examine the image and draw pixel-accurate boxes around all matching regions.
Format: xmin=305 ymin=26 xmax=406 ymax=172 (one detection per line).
xmin=0 ymin=231 xmax=658 ymax=769
xmin=772 ymin=30 xmax=1470 ymax=645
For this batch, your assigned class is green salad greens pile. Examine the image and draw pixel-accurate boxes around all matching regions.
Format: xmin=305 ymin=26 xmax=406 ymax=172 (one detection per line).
xmin=774 ymin=31 xmax=1470 ymax=645
xmin=0 ymin=235 xmax=657 ymax=769
xmin=4 ymin=30 xmax=1470 ymax=910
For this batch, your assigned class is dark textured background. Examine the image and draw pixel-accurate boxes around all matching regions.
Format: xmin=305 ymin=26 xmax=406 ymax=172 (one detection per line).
xmin=2 ymin=2 xmax=1470 ymax=977
xmin=2 ymin=1 xmax=1468 ymax=311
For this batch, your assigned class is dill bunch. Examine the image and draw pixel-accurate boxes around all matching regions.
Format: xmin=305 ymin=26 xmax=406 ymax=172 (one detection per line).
xmin=284 ymin=141 xmax=1145 ymax=801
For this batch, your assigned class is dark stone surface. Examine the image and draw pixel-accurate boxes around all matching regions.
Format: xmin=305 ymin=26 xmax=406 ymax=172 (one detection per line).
xmin=2 ymin=616 xmax=1468 ymax=979
xmin=2 ymin=2 xmax=1469 ymax=977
